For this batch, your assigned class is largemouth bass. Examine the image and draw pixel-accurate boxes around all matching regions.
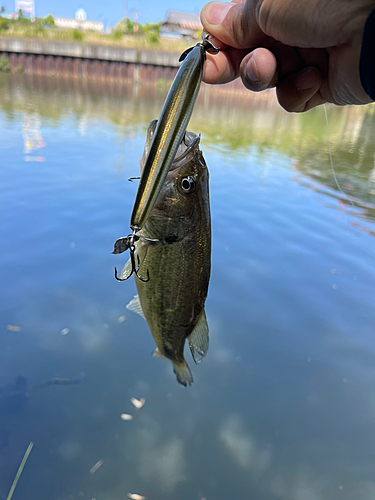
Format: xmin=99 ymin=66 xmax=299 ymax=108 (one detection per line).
xmin=123 ymin=120 xmax=211 ymax=386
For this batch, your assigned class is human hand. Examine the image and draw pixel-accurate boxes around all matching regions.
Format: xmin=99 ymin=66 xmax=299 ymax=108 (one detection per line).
xmin=200 ymin=0 xmax=374 ymax=112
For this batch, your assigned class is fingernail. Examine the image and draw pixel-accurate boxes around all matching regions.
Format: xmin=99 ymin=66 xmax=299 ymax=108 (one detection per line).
xmin=204 ymin=1 xmax=232 ymax=25
xmin=246 ymin=56 xmax=260 ymax=83
xmin=296 ymin=68 xmax=316 ymax=91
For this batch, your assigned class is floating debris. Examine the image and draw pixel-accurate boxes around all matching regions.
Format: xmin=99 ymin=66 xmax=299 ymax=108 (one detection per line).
xmin=6 ymin=442 xmax=33 ymax=500
xmin=117 ymin=315 xmax=126 ymax=324
xmin=127 ymin=494 xmax=145 ymax=500
xmin=330 ymin=269 xmax=342 ymax=275
xmin=43 ymin=378 xmax=81 ymax=386
xmin=7 ymin=325 xmax=21 ymax=332
xmin=89 ymin=460 xmax=103 ymax=474
xmin=120 ymin=414 xmax=133 ymax=421
xmin=131 ymin=397 xmax=145 ymax=410
xmin=61 ymin=328 xmax=70 ymax=335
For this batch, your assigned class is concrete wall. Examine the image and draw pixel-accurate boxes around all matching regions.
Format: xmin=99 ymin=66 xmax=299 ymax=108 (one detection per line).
xmin=0 ymin=37 xmax=181 ymax=67
xmin=0 ymin=37 xmax=247 ymax=91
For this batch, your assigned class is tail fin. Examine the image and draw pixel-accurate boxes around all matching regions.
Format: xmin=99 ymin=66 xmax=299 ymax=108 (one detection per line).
xmin=173 ymin=360 xmax=193 ymax=387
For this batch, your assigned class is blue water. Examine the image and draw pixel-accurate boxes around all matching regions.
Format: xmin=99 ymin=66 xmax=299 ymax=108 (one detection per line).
xmin=1 ymin=75 xmax=375 ymax=500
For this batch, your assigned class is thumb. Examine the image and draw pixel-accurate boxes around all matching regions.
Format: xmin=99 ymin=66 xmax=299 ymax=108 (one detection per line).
xmin=200 ymin=0 xmax=266 ymax=49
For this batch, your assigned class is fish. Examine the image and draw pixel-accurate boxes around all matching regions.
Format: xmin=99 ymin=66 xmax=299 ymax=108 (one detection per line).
xmin=123 ymin=121 xmax=211 ymax=386
xmin=38 ymin=377 xmax=82 ymax=386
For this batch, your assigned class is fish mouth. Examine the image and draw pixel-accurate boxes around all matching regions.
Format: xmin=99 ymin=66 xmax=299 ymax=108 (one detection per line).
xmin=169 ymin=131 xmax=200 ymax=171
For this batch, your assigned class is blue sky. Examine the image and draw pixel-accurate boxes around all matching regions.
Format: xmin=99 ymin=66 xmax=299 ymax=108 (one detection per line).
xmin=3 ymin=0 xmax=208 ymax=28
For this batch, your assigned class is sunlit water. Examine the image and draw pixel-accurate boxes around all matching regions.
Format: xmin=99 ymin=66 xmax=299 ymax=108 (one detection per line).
xmin=1 ymin=74 xmax=375 ymax=500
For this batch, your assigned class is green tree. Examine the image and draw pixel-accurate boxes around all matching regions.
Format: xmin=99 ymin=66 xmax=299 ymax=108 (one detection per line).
xmin=1 ymin=6 xmax=5 ymax=13
xmin=114 ymin=17 xmax=134 ymax=35
xmin=41 ymin=14 xmax=55 ymax=28
xmin=142 ymin=21 xmax=160 ymax=44
xmin=17 ymin=8 xmax=30 ymax=24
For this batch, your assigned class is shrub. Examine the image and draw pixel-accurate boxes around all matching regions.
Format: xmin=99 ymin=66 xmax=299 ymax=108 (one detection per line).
xmin=0 ymin=56 xmax=10 ymax=72
xmin=143 ymin=22 xmax=160 ymax=45
xmin=112 ymin=30 xmax=122 ymax=41
xmin=147 ymin=31 xmax=159 ymax=45
xmin=72 ymin=29 xmax=84 ymax=41
xmin=0 ymin=17 xmax=10 ymax=30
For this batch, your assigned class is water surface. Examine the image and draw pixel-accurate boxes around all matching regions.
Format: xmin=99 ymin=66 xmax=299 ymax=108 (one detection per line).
xmin=1 ymin=74 xmax=375 ymax=500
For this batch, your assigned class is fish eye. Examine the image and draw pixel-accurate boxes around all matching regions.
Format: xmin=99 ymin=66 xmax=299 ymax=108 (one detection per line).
xmin=179 ymin=176 xmax=196 ymax=194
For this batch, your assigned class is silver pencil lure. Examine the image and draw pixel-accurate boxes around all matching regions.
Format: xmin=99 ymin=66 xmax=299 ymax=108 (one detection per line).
xmin=113 ymin=34 xmax=219 ymax=282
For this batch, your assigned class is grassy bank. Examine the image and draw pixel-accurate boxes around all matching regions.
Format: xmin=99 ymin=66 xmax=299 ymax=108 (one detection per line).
xmin=0 ymin=18 xmax=192 ymax=52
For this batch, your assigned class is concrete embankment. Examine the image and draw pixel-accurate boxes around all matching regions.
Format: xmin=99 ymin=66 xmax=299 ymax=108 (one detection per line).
xmin=0 ymin=37 xmax=181 ymax=82
xmin=0 ymin=37 xmax=252 ymax=93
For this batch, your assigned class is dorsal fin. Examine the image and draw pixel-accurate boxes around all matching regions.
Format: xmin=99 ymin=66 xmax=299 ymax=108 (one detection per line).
xmin=126 ymin=295 xmax=146 ymax=320
xmin=187 ymin=309 xmax=209 ymax=364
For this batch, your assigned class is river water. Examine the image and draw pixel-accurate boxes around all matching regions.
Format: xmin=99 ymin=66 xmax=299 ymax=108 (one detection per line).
xmin=1 ymin=74 xmax=375 ymax=500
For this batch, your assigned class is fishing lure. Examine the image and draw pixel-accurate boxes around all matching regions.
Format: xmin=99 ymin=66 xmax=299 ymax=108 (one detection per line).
xmin=113 ymin=33 xmax=219 ymax=282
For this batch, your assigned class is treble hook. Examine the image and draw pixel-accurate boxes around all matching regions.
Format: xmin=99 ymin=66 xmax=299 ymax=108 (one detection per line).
xmin=112 ymin=228 xmax=156 ymax=282
xmin=114 ymin=244 xmax=150 ymax=282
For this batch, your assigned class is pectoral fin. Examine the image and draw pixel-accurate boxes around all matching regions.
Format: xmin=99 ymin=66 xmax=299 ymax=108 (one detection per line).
xmin=126 ymin=295 xmax=146 ymax=320
xmin=188 ymin=309 xmax=209 ymax=364
xmin=120 ymin=239 xmax=149 ymax=280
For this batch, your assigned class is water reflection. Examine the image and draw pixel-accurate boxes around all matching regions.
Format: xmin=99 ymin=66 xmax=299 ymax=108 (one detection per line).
xmin=1 ymin=74 xmax=375 ymax=500
xmin=1 ymin=73 xmax=374 ymax=221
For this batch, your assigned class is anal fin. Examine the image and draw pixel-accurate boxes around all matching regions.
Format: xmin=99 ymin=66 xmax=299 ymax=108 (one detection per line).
xmin=187 ymin=309 xmax=209 ymax=364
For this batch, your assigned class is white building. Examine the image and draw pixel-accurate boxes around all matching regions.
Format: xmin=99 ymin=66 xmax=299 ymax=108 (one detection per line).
xmin=15 ymin=0 xmax=35 ymax=20
xmin=54 ymin=9 xmax=103 ymax=33
xmin=160 ymin=11 xmax=202 ymax=39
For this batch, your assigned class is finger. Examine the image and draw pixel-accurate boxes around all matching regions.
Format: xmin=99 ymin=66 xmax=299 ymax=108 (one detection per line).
xmin=271 ymin=44 xmax=303 ymax=79
xmin=298 ymin=47 xmax=329 ymax=77
xmin=239 ymin=48 xmax=278 ymax=91
xmin=200 ymin=0 xmax=267 ymax=49
xmin=203 ymin=47 xmax=251 ymax=84
xmin=276 ymin=67 xmax=325 ymax=112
